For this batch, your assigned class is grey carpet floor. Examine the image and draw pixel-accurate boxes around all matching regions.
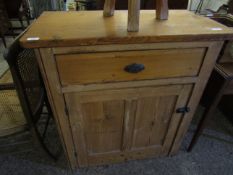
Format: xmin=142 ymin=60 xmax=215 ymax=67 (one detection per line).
xmin=0 ymin=127 xmax=232 ymax=175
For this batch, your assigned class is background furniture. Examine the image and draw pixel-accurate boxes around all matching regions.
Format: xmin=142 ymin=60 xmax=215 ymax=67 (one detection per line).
xmin=0 ymin=0 xmax=12 ymax=47
xmin=188 ymin=63 xmax=233 ymax=151
xmin=188 ymin=2 xmax=233 ymax=152
xmin=4 ymin=0 xmax=30 ymax=29
xmin=4 ymin=35 xmax=61 ymax=159
xmin=229 ymin=0 xmax=233 ymax=14
xmin=96 ymin=0 xmax=188 ymax=10
xmin=0 ymin=79 xmax=25 ymax=137
xmin=29 ymin=0 xmax=63 ymax=18
xmin=19 ymin=10 xmax=233 ymax=169
xmin=76 ymin=0 xmax=97 ymax=10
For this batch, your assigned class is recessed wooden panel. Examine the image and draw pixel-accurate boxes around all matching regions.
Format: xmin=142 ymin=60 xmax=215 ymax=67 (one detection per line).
xmin=132 ymin=96 xmax=177 ymax=148
xmin=82 ymin=101 xmax=125 ymax=154
xmin=56 ymin=48 xmax=205 ymax=85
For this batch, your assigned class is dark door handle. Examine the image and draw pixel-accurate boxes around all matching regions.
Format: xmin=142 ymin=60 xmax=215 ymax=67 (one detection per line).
xmin=124 ymin=63 xmax=145 ymax=73
xmin=176 ymin=107 xmax=190 ymax=114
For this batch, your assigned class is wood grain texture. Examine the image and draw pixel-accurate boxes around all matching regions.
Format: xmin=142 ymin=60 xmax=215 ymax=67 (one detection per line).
xmin=20 ymin=10 xmax=233 ymax=48
xmin=52 ymin=42 xmax=212 ymax=55
xmin=161 ymin=84 xmax=192 ymax=155
xmin=103 ymin=0 xmax=115 ymax=17
xmin=65 ymin=84 xmax=192 ymax=166
xmin=35 ymin=41 xmax=225 ymax=168
xmin=23 ymin=7 xmax=230 ymax=169
xmin=36 ymin=48 xmax=78 ymax=169
xmin=131 ymin=96 xmax=176 ymax=148
xmin=156 ymin=0 xmax=169 ymax=20
xmin=61 ymin=77 xmax=197 ymax=93
xmin=128 ymin=0 xmax=140 ymax=32
xmin=56 ymin=48 xmax=206 ymax=85
xmin=169 ymin=41 xmax=224 ymax=155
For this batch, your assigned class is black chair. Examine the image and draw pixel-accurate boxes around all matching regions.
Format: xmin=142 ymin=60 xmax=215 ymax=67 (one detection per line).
xmin=3 ymin=34 xmax=61 ymax=160
xmin=4 ymin=0 xmax=31 ymax=29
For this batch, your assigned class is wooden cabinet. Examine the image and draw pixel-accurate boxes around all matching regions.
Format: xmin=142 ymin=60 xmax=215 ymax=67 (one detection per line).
xmin=19 ymin=10 xmax=233 ymax=169
xmin=47 ymin=40 xmax=222 ymax=168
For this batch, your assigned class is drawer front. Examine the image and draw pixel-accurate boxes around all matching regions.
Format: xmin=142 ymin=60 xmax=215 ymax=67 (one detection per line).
xmin=56 ymin=48 xmax=206 ymax=86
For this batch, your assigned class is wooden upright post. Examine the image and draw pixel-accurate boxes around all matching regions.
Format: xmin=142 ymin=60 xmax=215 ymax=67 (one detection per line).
xmin=128 ymin=0 xmax=140 ymax=32
xmin=103 ymin=0 xmax=116 ymax=17
xmin=156 ymin=0 xmax=169 ymax=20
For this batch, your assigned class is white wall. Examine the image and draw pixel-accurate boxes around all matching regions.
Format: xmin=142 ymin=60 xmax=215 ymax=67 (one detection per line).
xmin=188 ymin=0 xmax=229 ymax=11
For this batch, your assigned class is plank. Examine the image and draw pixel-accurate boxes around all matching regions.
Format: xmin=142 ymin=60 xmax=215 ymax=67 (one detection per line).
xmin=128 ymin=0 xmax=140 ymax=32
xmin=103 ymin=0 xmax=115 ymax=17
xmin=64 ymin=95 xmax=88 ymax=167
xmin=61 ymin=77 xmax=197 ymax=93
xmin=52 ymin=42 xmax=212 ymax=54
xmin=156 ymin=0 xmax=169 ymax=20
xmin=71 ymin=85 xmax=184 ymax=103
xmin=20 ymin=11 xmax=233 ymax=48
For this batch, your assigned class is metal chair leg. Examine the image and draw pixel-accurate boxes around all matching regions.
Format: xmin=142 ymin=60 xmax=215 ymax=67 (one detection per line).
xmin=188 ymin=79 xmax=229 ymax=152
xmin=19 ymin=16 xmax=25 ymax=30
xmin=34 ymin=126 xmax=58 ymax=160
xmin=1 ymin=34 xmax=7 ymax=47
xmin=42 ymin=115 xmax=51 ymax=138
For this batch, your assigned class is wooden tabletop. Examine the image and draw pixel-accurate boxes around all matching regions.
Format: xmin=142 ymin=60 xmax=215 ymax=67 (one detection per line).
xmin=20 ymin=10 xmax=233 ymax=48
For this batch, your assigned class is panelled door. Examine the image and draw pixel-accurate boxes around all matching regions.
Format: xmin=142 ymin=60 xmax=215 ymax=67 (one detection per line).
xmin=65 ymin=84 xmax=192 ymax=167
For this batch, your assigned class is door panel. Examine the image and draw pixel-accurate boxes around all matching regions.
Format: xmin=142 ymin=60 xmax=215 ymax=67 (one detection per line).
xmin=132 ymin=96 xmax=177 ymax=149
xmin=65 ymin=84 xmax=192 ymax=166
xmin=82 ymin=101 xmax=124 ymax=154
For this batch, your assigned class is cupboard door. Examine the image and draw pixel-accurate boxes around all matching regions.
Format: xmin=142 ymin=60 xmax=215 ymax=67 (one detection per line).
xmin=65 ymin=84 xmax=192 ymax=167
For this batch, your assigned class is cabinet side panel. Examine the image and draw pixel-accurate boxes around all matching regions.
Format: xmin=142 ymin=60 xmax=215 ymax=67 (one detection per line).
xmin=37 ymin=48 xmax=78 ymax=169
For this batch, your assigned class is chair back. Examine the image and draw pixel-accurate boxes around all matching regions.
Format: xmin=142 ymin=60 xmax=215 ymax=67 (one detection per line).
xmin=4 ymin=34 xmax=45 ymax=124
xmin=4 ymin=0 xmax=22 ymax=18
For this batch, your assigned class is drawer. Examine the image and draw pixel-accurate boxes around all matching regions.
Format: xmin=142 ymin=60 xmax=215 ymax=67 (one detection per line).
xmin=56 ymin=48 xmax=206 ymax=86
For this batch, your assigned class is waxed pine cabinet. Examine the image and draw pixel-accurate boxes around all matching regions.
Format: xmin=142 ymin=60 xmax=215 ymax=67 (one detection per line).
xmin=20 ymin=10 xmax=233 ymax=169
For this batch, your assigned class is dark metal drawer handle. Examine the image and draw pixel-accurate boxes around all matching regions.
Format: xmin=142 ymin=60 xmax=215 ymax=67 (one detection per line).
xmin=124 ymin=63 xmax=145 ymax=73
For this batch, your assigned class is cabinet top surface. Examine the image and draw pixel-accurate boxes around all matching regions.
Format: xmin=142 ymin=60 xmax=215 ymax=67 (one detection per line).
xmin=20 ymin=10 xmax=233 ymax=48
